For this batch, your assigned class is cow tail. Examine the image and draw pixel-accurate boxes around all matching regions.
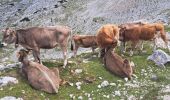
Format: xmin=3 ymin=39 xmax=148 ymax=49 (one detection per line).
xmin=70 ymin=30 xmax=74 ymax=51
xmin=71 ymin=40 xmax=74 ymax=51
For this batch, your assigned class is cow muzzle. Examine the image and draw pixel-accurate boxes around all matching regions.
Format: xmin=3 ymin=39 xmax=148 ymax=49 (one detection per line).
xmin=0 ymin=42 xmax=8 ymax=47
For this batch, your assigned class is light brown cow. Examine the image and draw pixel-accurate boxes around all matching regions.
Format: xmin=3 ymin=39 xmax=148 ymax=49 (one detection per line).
xmin=1 ymin=25 xmax=71 ymax=68
xmin=119 ymin=22 xmax=169 ymax=56
xmin=96 ymin=24 xmax=120 ymax=58
xmin=17 ymin=49 xmax=61 ymax=93
xmin=71 ymin=35 xmax=97 ymax=57
xmin=104 ymin=48 xmax=133 ymax=79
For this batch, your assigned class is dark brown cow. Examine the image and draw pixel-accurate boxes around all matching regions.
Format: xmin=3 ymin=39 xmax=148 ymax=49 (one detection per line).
xmin=17 ymin=49 xmax=61 ymax=93
xmin=96 ymin=24 xmax=120 ymax=58
xmin=1 ymin=25 xmax=71 ymax=68
xmin=104 ymin=48 xmax=133 ymax=79
xmin=119 ymin=22 xmax=169 ymax=56
xmin=71 ymin=35 xmax=97 ymax=57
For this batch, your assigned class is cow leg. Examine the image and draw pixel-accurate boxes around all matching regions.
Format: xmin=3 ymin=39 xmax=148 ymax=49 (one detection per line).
xmin=60 ymin=43 xmax=68 ymax=68
xmin=73 ymin=45 xmax=78 ymax=57
xmin=120 ymin=42 xmax=126 ymax=53
xmin=138 ymin=41 xmax=144 ymax=51
xmin=99 ymin=48 xmax=106 ymax=58
xmin=130 ymin=41 xmax=138 ymax=56
xmin=92 ymin=47 xmax=95 ymax=53
xmin=153 ymin=39 xmax=157 ymax=51
xmin=32 ymin=48 xmax=41 ymax=64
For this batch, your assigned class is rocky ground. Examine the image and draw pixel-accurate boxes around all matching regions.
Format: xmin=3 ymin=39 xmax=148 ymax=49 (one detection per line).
xmin=1 ymin=0 xmax=170 ymax=100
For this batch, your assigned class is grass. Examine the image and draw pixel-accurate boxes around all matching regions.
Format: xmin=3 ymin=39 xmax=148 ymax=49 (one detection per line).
xmin=0 ymin=47 xmax=170 ymax=100
xmin=0 ymin=28 xmax=170 ymax=100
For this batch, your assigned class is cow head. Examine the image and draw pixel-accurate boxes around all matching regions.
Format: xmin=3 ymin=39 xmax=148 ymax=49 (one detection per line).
xmin=123 ymin=59 xmax=134 ymax=79
xmin=118 ymin=26 xmax=126 ymax=41
xmin=1 ymin=28 xmax=17 ymax=47
xmin=17 ymin=49 xmax=29 ymax=62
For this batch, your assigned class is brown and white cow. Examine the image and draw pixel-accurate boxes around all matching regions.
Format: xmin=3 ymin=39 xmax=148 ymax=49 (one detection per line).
xmin=104 ymin=48 xmax=134 ymax=79
xmin=1 ymin=25 xmax=71 ymax=68
xmin=119 ymin=22 xmax=169 ymax=56
xmin=96 ymin=24 xmax=120 ymax=58
xmin=71 ymin=35 xmax=97 ymax=57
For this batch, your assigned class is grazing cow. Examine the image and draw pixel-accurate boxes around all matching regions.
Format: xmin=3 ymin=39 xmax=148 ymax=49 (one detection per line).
xmin=96 ymin=24 xmax=119 ymax=58
xmin=71 ymin=35 xmax=97 ymax=57
xmin=119 ymin=22 xmax=169 ymax=56
xmin=17 ymin=49 xmax=61 ymax=93
xmin=1 ymin=25 xmax=71 ymax=68
xmin=104 ymin=48 xmax=134 ymax=79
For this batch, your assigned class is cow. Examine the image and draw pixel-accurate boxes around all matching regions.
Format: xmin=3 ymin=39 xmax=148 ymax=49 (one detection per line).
xmin=71 ymin=35 xmax=97 ymax=57
xmin=17 ymin=49 xmax=61 ymax=93
xmin=104 ymin=48 xmax=134 ymax=79
xmin=119 ymin=22 xmax=169 ymax=56
xmin=96 ymin=24 xmax=120 ymax=58
xmin=1 ymin=25 xmax=71 ymax=68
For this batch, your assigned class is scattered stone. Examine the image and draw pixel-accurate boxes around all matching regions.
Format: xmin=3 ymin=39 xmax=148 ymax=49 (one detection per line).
xmin=163 ymin=95 xmax=170 ymax=100
xmin=69 ymin=94 xmax=74 ymax=98
xmin=150 ymin=74 xmax=158 ymax=81
xmin=147 ymin=49 xmax=170 ymax=67
xmin=97 ymin=85 xmax=101 ymax=88
xmin=98 ymin=77 xmax=102 ymax=80
xmin=0 ymin=63 xmax=20 ymax=71
xmin=84 ymin=77 xmax=95 ymax=83
xmin=124 ymin=77 xmax=128 ymax=82
xmin=0 ymin=76 xmax=18 ymax=87
xmin=21 ymin=90 xmax=25 ymax=94
xmin=20 ymin=17 xmax=30 ymax=22
xmin=114 ymin=91 xmax=121 ymax=96
xmin=78 ymin=96 xmax=83 ymax=100
xmin=88 ymin=98 xmax=92 ymax=100
xmin=77 ymin=86 xmax=81 ymax=90
xmin=128 ymin=95 xmax=136 ymax=100
xmin=83 ymin=59 xmax=89 ymax=63
xmin=124 ymin=83 xmax=140 ymax=88
xmin=110 ymin=83 xmax=116 ymax=86
xmin=161 ymin=85 xmax=170 ymax=93
xmin=0 ymin=96 xmax=23 ymax=100
xmin=76 ymin=82 xmax=82 ymax=90
xmin=75 ymin=69 xmax=83 ymax=74
xmin=101 ymin=80 xmax=109 ymax=87
xmin=69 ymin=82 xmax=74 ymax=86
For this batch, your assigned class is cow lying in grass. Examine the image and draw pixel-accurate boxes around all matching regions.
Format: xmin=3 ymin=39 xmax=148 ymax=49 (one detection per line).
xmin=1 ymin=26 xmax=71 ymax=68
xmin=71 ymin=35 xmax=97 ymax=57
xmin=104 ymin=48 xmax=134 ymax=79
xmin=17 ymin=49 xmax=61 ymax=93
xmin=96 ymin=24 xmax=120 ymax=58
xmin=119 ymin=22 xmax=169 ymax=56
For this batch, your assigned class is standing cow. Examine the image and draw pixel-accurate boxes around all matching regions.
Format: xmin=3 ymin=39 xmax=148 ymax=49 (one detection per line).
xmin=71 ymin=35 xmax=97 ymax=57
xmin=96 ymin=24 xmax=120 ymax=58
xmin=1 ymin=25 xmax=71 ymax=68
xmin=119 ymin=22 xmax=169 ymax=56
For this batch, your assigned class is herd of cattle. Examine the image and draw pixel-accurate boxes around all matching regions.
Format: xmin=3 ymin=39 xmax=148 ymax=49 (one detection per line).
xmin=0 ymin=22 xmax=169 ymax=80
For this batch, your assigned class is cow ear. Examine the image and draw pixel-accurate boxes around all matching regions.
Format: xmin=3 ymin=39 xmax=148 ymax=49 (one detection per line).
xmin=1 ymin=29 xmax=5 ymax=33
xmin=124 ymin=59 xmax=129 ymax=64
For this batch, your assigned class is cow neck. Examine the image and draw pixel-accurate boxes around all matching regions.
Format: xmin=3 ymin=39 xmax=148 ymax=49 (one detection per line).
xmin=22 ymin=57 xmax=30 ymax=66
